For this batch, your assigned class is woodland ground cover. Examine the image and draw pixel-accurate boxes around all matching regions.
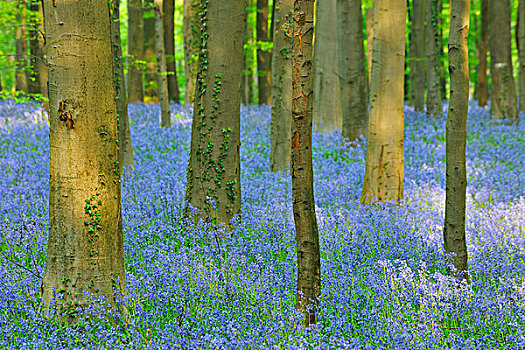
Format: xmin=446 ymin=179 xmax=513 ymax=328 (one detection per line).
xmin=0 ymin=100 xmax=524 ymax=349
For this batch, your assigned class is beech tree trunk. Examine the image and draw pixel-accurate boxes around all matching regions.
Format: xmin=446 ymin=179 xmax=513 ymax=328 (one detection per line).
xmin=444 ymin=0 xmax=470 ymax=281
xmin=15 ymin=2 xmax=29 ymax=93
xmin=144 ymin=0 xmax=158 ymax=101
xmin=409 ymin=0 xmax=425 ymax=111
xmin=183 ymin=0 xmax=200 ymax=105
xmin=184 ymin=0 xmax=244 ymax=225
xmin=425 ymin=0 xmax=442 ymax=118
xmin=163 ymin=0 xmax=180 ymax=103
xmin=127 ymin=0 xmax=144 ymax=103
xmin=519 ymin=0 xmax=525 ymax=112
xmin=336 ymin=0 xmax=368 ymax=141
xmin=476 ymin=0 xmax=488 ymax=107
xmin=312 ymin=0 xmax=342 ymax=130
xmin=361 ymin=0 xmax=406 ymax=204
xmin=111 ymin=0 xmax=135 ymax=171
xmin=366 ymin=5 xmax=374 ymax=85
xmin=154 ymin=0 xmax=171 ymax=127
xmin=488 ymin=0 xmax=518 ymax=122
xmin=270 ymin=0 xmax=293 ymax=172
xmin=42 ymin=0 xmax=127 ymax=321
xmin=257 ymin=0 xmax=272 ymax=105
xmin=28 ymin=1 xmax=47 ymax=97
xmin=291 ymin=0 xmax=321 ymax=327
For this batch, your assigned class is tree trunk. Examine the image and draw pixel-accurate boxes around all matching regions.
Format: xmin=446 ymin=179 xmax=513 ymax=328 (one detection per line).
xmin=476 ymin=0 xmax=488 ymax=107
xmin=410 ymin=0 xmax=425 ymax=111
xmin=444 ymin=0 xmax=470 ymax=282
xmin=41 ymin=0 xmax=127 ymax=321
xmin=312 ymin=0 xmax=342 ymax=130
xmin=270 ymin=0 xmax=293 ymax=172
xmin=366 ymin=4 xmax=374 ymax=86
xmin=127 ymin=0 xmax=144 ymax=103
xmin=163 ymin=0 xmax=180 ymax=103
xmin=16 ymin=2 xmax=29 ymax=93
xmin=184 ymin=0 xmax=244 ymax=225
xmin=437 ymin=0 xmax=447 ymax=100
xmin=28 ymin=1 xmax=46 ymax=97
xmin=488 ymin=0 xmax=518 ymax=122
xmin=336 ymin=0 xmax=368 ymax=141
xmin=291 ymin=0 xmax=321 ymax=327
xmin=425 ymin=0 xmax=442 ymax=118
xmin=257 ymin=0 xmax=272 ymax=105
xmin=111 ymin=0 xmax=135 ymax=171
xmin=183 ymin=0 xmax=200 ymax=105
xmin=361 ymin=0 xmax=406 ymax=204
xmin=519 ymin=0 xmax=525 ymax=112
xmin=154 ymin=0 xmax=171 ymax=127
xmin=144 ymin=0 xmax=158 ymax=101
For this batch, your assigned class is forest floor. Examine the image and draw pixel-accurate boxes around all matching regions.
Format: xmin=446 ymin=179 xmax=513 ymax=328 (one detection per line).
xmin=0 ymin=100 xmax=524 ymax=349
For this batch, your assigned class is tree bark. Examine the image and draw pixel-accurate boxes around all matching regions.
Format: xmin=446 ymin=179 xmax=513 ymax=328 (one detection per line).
xmin=41 ymin=0 xmax=126 ymax=321
xmin=312 ymin=0 xmax=342 ymax=130
xmin=257 ymin=0 xmax=272 ymax=105
xmin=437 ymin=0 xmax=447 ymax=100
xmin=144 ymin=0 xmax=158 ymax=101
xmin=336 ymin=0 xmax=368 ymax=141
xmin=154 ymin=0 xmax=171 ymax=127
xmin=488 ymin=0 xmax=518 ymax=122
xmin=183 ymin=0 xmax=200 ymax=105
xmin=476 ymin=0 xmax=488 ymax=107
xmin=366 ymin=4 xmax=374 ymax=86
xmin=361 ymin=0 xmax=406 ymax=204
xmin=127 ymin=0 xmax=144 ymax=103
xmin=28 ymin=1 xmax=46 ymax=97
xmin=270 ymin=0 xmax=293 ymax=172
xmin=444 ymin=0 xmax=470 ymax=282
xmin=291 ymin=0 xmax=321 ymax=327
xmin=111 ymin=0 xmax=135 ymax=171
xmin=16 ymin=2 xmax=29 ymax=93
xmin=519 ymin=0 xmax=525 ymax=112
xmin=409 ymin=0 xmax=425 ymax=111
xmin=163 ymin=0 xmax=180 ymax=103
xmin=425 ymin=0 xmax=442 ymax=118
xmin=184 ymin=0 xmax=244 ymax=225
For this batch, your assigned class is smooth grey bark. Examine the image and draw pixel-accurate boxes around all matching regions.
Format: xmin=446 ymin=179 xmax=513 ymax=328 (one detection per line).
xmin=257 ymin=0 xmax=272 ymax=105
xmin=270 ymin=0 xmax=293 ymax=172
xmin=519 ymin=0 xmax=525 ymax=112
xmin=144 ymin=0 xmax=157 ymax=100
xmin=42 ymin=0 xmax=127 ymax=321
xmin=488 ymin=0 xmax=518 ymax=122
xmin=409 ymin=0 xmax=425 ymax=111
xmin=163 ymin=0 xmax=180 ymax=103
xmin=312 ymin=0 xmax=342 ymax=130
xmin=111 ymin=0 xmax=135 ymax=171
xmin=336 ymin=0 xmax=369 ymax=141
xmin=476 ymin=0 xmax=488 ymax=107
xmin=183 ymin=0 xmax=200 ymax=105
xmin=444 ymin=0 xmax=470 ymax=281
xmin=366 ymin=4 xmax=374 ymax=85
xmin=425 ymin=0 xmax=442 ymax=118
xmin=361 ymin=0 xmax=406 ymax=204
xmin=184 ymin=0 xmax=245 ymax=225
xmin=127 ymin=0 xmax=144 ymax=103
xmin=292 ymin=0 xmax=321 ymax=327
xmin=154 ymin=0 xmax=171 ymax=127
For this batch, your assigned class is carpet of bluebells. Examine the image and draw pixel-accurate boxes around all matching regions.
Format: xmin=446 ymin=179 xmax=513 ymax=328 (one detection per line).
xmin=0 ymin=99 xmax=524 ymax=349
